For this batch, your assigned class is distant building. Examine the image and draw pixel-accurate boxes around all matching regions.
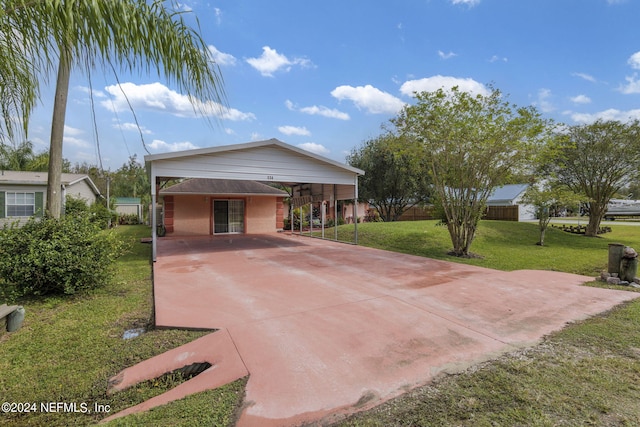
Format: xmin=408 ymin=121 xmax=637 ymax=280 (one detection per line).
xmin=115 ymin=197 xmax=144 ymax=223
xmin=0 ymin=170 xmax=100 ymax=226
xmin=486 ymin=184 xmax=535 ymax=221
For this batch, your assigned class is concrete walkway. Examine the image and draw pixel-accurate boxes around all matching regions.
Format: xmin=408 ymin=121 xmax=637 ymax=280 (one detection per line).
xmin=106 ymin=234 xmax=639 ymax=426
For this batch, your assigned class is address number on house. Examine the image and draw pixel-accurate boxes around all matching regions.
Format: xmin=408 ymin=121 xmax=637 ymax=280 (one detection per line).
xmin=266 ymin=175 xmax=274 ymax=180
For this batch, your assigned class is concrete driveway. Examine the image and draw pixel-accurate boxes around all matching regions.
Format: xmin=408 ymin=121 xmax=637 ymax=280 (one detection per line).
xmin=111 ymin=234 xmax=638 ymax=426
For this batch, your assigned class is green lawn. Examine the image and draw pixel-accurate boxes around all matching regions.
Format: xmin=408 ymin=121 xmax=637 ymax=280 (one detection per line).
xmin=0 ymin=225 xmax=243 ymax=427
xmin=1 ymin=221 xmax=639 ymax=426
xmin=327 ymin=219 xmax=639 ymax=275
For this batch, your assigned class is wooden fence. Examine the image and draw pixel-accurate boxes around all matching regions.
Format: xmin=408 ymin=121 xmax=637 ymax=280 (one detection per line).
xmin=483 ymin=205 xmax=519 ymax=221
xmin=395 ymin=204 xmax=520 ymax=222
xmin=397 ymin=206 xmax=436 ymax=221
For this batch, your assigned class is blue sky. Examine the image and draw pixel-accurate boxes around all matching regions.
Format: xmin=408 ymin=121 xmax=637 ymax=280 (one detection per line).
xmin=25 ymin=0 xmax=640 ymax=170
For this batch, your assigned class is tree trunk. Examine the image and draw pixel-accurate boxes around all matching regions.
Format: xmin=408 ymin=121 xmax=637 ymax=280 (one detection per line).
xmin=538 ymin=227 xmax=546 ymax=246
xmin=46 ymin=50 xmax=71 ymax=219
xmin=586 ymin=202 xmax=606 ymax=237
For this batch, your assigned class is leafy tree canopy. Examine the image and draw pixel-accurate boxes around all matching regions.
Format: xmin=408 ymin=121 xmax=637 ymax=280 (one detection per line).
xmin=553 ymin=119 xmax=640 ymax=236
xmin=393 ymin=86 xmax=550 ymax=256
xmin=348 ymin=132 xmax=431 ymax=222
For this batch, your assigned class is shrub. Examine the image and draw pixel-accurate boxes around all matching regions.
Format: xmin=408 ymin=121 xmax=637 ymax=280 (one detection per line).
xmin=118 ymin=213 xmax=141 ymax=225
xmin=65 ymin=196 xmax=89 ymax=216
xmin=0 ymin=214 xmax=127 ymax=301
xmin=89 ymin=201 xmax=118 ymax=229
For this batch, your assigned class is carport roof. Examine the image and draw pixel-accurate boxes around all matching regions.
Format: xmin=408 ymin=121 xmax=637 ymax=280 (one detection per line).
xmin=144 ymin=138 xmax=364 ymax=186
xmin=160 ymin=178 xmax=289 ymax=196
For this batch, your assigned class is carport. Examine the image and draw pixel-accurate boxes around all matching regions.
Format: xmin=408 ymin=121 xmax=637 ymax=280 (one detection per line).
xmin=144 ymin=138 xmax=365 ymax=260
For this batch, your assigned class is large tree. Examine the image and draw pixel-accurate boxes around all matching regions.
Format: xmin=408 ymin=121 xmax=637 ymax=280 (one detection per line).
xmin=554 ymin=120 xmax=640 ymax=237
xmin=348 ymin=132 xmax=430 ymax=221
xmin=1 ymin=0 xmax=225 ymax=218
xmin=394 ymin=86 xmax=549 ymax=257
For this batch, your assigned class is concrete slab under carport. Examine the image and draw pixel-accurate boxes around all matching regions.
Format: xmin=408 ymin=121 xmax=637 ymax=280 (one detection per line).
xmin=146 ymin=234 xmax=638 ymax=426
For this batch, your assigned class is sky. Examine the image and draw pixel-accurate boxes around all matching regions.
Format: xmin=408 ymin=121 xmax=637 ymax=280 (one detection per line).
xmin=23 ymin=0 xmax=640 ymax=171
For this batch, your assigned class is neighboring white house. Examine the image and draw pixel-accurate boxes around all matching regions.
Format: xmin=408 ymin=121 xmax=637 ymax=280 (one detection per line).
xmin=486 ymin=183 xmax=536 ymax=221
xmin=0 ymin=171 xmax=101 ymax=226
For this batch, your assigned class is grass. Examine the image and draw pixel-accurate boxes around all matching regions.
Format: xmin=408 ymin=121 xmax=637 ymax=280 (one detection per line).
xmin=325 ymin=219 xmax=640 ymax=275
xmin=2 ymin=221 xmax=640 ymax=426
xmin=0 ymin=225 xmax=243 ymax=426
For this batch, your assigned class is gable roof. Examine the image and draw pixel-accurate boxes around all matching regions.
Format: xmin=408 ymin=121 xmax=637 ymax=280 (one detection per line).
xmin=160 ymin=178 xmax=289 ymax=196
xmin=488 ymin=184 xmax=529 ymax=204
xmin=145 ymin=138 xmax=363 ymax=175
xmin=0 ymin=171 xmax=101 ymax=196
xmin=145 ymin=138 xmax=363 ymax=186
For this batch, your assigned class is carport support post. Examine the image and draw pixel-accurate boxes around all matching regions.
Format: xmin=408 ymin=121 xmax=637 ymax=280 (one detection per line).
xmin=334 ymin=185 xmax=338 ymax=241
xmin=354 ymin=175 xmax=359 ymax=245
xmin=321 ymin=201 xmax=326 ymax=239
xmin=151 ymin=179 xmax=157 ymax=261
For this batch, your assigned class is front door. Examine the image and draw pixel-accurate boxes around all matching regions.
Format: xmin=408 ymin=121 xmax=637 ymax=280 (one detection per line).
xmin=213 ymin=199 xmax=245 ymax=234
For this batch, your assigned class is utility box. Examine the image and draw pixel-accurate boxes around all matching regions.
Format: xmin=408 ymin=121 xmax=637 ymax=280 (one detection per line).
xmin=608 ymin=243 xmax=625 ymax=274
xmin=6 ymin=307 xmax=25 ymax=332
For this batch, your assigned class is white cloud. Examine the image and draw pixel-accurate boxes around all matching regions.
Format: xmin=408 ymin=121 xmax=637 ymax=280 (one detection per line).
xmin=214 ymin=7 xmax=222 ymax=25
xmin=208 ymin=45 xmax=236 ymax=66
xmin=148 ymin=139 xmax=199 ymax=152
xmin=297 ymin=142 xmax=329 ymax=155
xmin=450 ymin=0 xmax=481 ymax=6
xmin=399 ymin=75 xmax=489 ymax=97
xmin=176 ymin=2 xmax=192 ymax=12
xmin=628 ymin=51 xmax=640 ymax=70
xmin=62 ymin=126 xmax=90 ymax=148
xmin=246 ymin=46 xmax=313 ymax=77
xmin=116 ymin=122 xmax=153 ymax=134
xmin=619 ymin=74 xmax=640 ymax=94
xmin=64 ymin=125 xmax=84 ymax=136
xmin=278 ymin=125 xmax=311 ymax=136
xmin=285 ymin=100 xmax=350 ymax=120
xmin=572 ymin=72 xmax=597 ymax=83
xmin=534 ymin=88 xmax=555 ymax=113
xmin=569 ymin=94 xmax=591 ymax=104
xmin=331 ymin=85 xmax=405 ymax=114
xmin=438 ymin=50 xmax=457 ymax=60
xmin=76 ymin=86 xmax=106 ymax=98
xmin=64 ymin=136 xmax=90 ymax=148
xmin=566 ymin=108 xmax=640 ymax=124
xmin=102 ymin=82 xmax=255 ymax=121
xmin=250 ymin=132 xmax=261 ymax=141
xmin=489 ymin=55 xmax=508 ymax=63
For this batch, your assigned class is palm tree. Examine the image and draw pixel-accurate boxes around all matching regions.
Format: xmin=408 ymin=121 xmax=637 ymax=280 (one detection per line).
xmin=0 ymin=140 xmax=35 ymax=170
xmin=0 ymin=8 xmax=40 ymax=144
xmin=2 ymin=0 xmax=225 ymax=217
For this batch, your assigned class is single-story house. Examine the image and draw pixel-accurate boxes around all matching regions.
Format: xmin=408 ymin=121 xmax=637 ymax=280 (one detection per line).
xmin=0 ymin=170 xmax=101 ymax=226
xmin=115 ymin=197 xmax=144 ymax=223
xmin=486 ymin=183 xmax=536 ymax=221
xmin=145 ymin=139 xmax=364 ymax=260
xmin=159 ymin=179 xmax=288 ymax=235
